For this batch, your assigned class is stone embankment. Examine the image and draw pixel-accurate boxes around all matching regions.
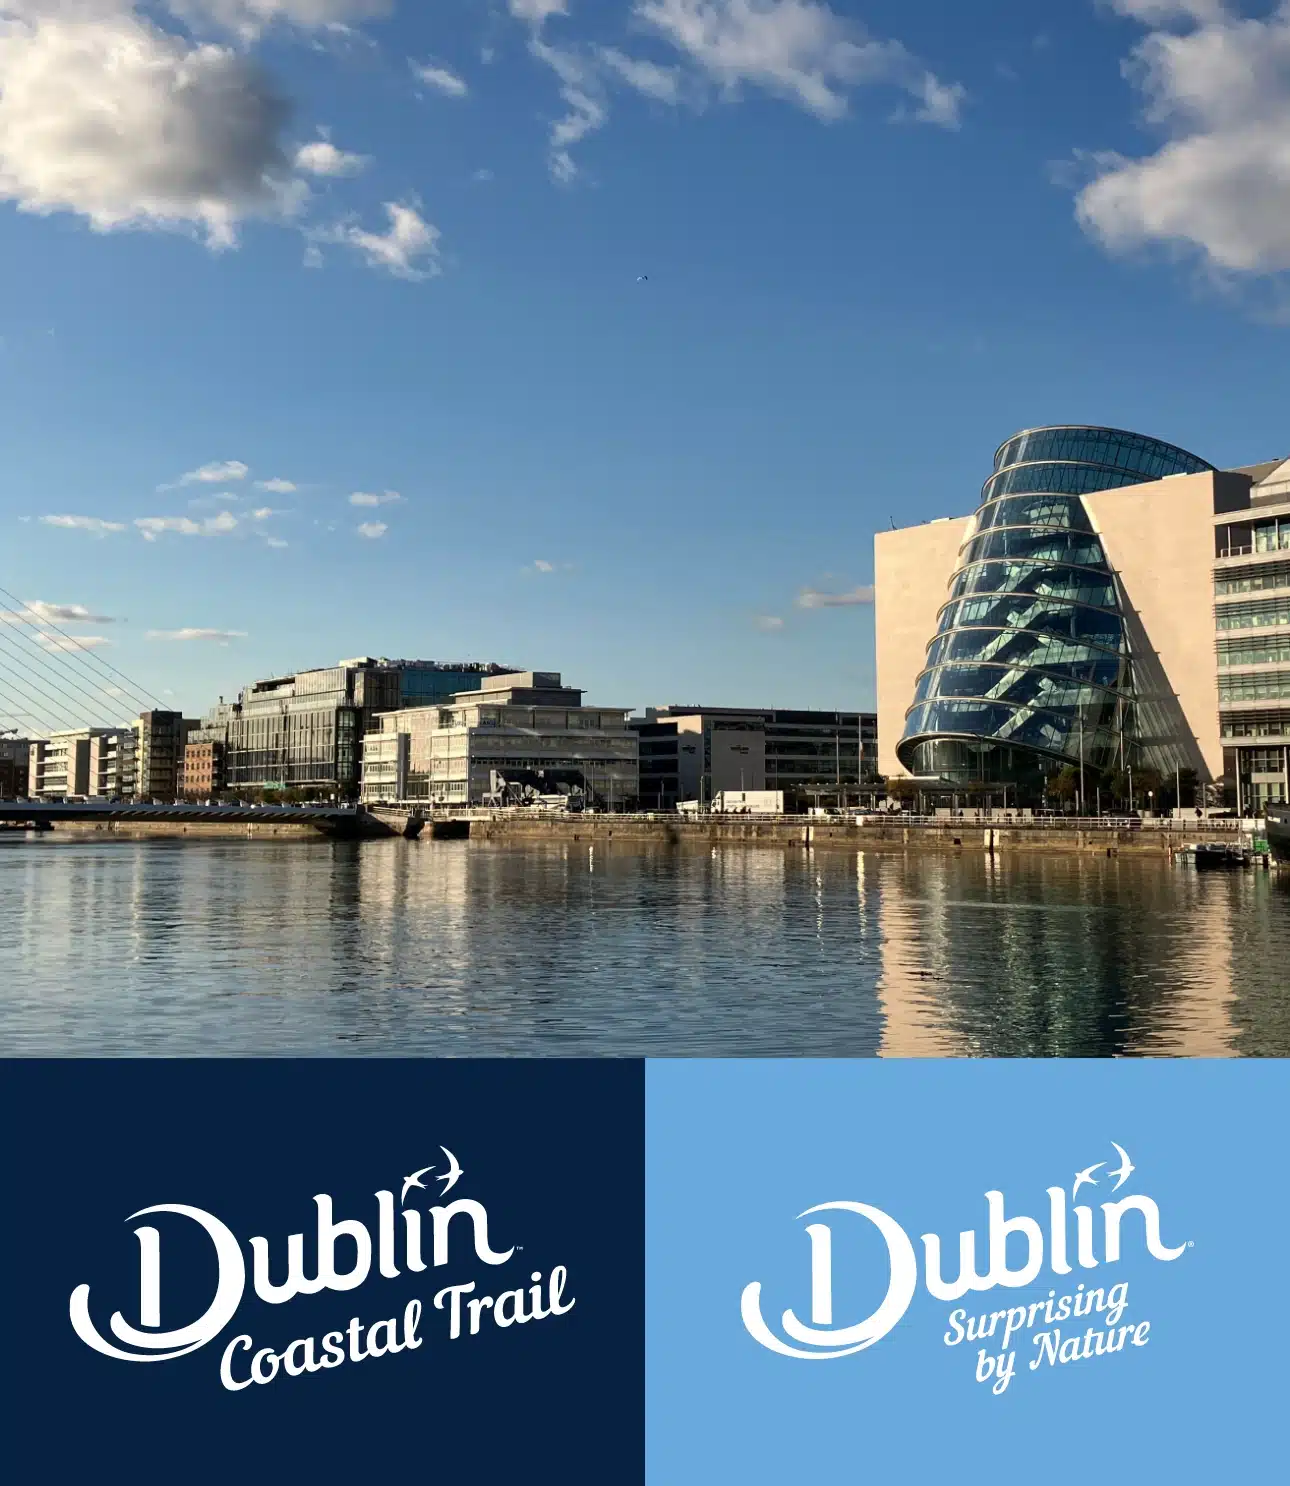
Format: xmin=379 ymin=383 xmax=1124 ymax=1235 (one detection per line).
xmin=36 ymin=819 xmax=325 ymax=840
xmin=455 ymin=813 xmax=1253 ymax=856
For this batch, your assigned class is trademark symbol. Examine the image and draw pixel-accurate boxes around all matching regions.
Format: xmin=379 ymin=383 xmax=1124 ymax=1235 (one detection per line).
xmin=1187 ymin=1241 xmax=1194 ymax=1248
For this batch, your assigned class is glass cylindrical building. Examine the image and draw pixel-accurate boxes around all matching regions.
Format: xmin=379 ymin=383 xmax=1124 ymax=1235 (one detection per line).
xmin=897 ymin=426 xmax=1213 ymax=793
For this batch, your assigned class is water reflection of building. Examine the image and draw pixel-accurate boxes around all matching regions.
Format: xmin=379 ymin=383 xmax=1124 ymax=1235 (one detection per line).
xmin=874 ymin=852 xmax=1240 ymax=1057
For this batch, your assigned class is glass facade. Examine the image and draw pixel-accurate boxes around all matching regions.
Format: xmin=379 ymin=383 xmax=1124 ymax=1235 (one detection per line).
xmin=898 ymin=425 xmax=1213 ymax=790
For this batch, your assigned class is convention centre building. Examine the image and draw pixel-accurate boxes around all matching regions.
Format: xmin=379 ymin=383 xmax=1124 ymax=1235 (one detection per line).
xmin=875 ymin=425 xmax=1290 ymax=812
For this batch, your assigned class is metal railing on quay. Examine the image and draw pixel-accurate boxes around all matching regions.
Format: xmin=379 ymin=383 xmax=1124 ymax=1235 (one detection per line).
xmin=407 ymin=806 xmax=1265 ymax=831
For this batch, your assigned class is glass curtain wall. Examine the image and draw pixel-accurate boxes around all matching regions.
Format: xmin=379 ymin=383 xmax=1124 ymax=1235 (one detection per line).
xmin=897 ymin=426 xmax=1213 ymax=795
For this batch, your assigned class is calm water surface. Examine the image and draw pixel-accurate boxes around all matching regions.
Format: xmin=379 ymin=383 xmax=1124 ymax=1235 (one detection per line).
xmin=1 ymin=835 xmax=1287 ymax=1057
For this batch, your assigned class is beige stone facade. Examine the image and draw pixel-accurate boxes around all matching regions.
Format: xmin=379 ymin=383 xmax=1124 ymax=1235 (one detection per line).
xmin=873 ymin=517 xmax=971 ymax=779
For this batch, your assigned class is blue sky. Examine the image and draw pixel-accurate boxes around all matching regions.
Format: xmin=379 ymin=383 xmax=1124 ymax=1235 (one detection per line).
xmin=4 ymin=0 xmax=1290 ymax=730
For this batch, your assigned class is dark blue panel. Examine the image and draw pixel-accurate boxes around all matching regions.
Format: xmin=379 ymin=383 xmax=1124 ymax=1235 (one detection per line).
xmin=3 ymin=1060 xmax=645 ymax=1484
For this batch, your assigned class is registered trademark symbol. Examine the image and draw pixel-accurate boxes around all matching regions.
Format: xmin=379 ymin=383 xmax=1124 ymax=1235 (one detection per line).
xmin=1187 ymin=1241 xmax=1194 ymax=1248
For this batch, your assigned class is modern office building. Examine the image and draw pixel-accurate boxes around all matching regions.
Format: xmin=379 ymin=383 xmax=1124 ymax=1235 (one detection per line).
xmin=199 ymin=658 xmax=516 ymax=799
xmin=875 ymin=425 xmax=1290 ymax=809
xmin=28 ymin=729 xmax=108 ymax=799
xmin=130 ymin=711 xmax=195 ymax=801
xmin=359 ymin=671 xmax=638 ymax=807
xmin=630 ymin=706 xmax=878 ymax=810
xmin=25 ymin=716 xmax=195 ymax=802
xmin=0 ymin=735 xmax=30 ymax=799
xmin=88 ymin=729 xmax=131 ymax=798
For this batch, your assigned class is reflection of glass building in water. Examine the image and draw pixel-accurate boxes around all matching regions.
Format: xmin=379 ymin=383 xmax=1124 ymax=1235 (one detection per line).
xmin=875 ymin=426 xmax=1290 ymax=807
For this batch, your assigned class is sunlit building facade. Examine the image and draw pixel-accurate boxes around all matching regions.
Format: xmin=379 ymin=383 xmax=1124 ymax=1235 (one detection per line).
xmin=876 ymin=426 xmax=1290 ymax=809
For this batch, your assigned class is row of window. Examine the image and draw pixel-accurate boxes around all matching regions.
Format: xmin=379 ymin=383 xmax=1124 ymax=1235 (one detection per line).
xmin=962 ymin=528 xmax=1109 ymax=569
xmin=992 ymin=428 xmax=1208 ymax=482
xmin=1214 ymin=600 xmax=1290 ymax=631
xmin=1221 ymin=710 xmax=1290 ymax=738
xmin=903 ymin=698 xmax=1121 ymax=762
xmin=1217 ymin=519 xmax=1290 ymax=556
xmin=972 ymin=493 xmax=1088 ymax=533
xmin=915 ymin=662 xmax=1123 ymax=710
xmin=1218 ymin=673 xmax=1290 ymax=703
xmin=949 ymin=561 xmax=1118 ymax=609
xmin=930 ymin=612 xmax=1124 ymax=661
xmin=1236 ymin=748 xmax=1289 ymax=774
xmin=1216 ymin=639 xmax=1290 ymax=668
xmin=1214 ymin=560 xmax=1290 ymax=596
xmin=980 ymin=463 xmax=1145 ymax=502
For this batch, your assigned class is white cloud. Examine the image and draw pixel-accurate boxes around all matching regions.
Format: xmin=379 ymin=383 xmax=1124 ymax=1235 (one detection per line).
xmin=473 ymin=167 xmax=494 ymax=182
xmin=516 ymin=1 xmax=963 ymax=181
xmin=255 ymin=477 xmax=297 ymax=492
xmin=1103 ymin=2 xmax=1225 ymax=22
xmin=135 ymin=512 xmax=240 ymax=540
xmin=634 ymin=0 xmax=965 ymax=127
xmin=356 ymin=521 xmax=387 ymax=539
xmin=167 ymin=459 xmax=249 ymax=488
xmin=509 ymin=0 xmax=568 ymax=22
xmin=167 ymin=0 xmax=392 ymax=36
xmin=348 ymin=489 xmax=401 ymax=506
xmin=596 ymin=46 xmax=683 ymax=103
xmin=147 ymin=626 xmax=248 ymax=641
xmin=294 ymin=138 xmax=368 ymax=176
xmin=910 ymin=72 xmax=967 ymax=130
xmin=797 ymin=584 xmax=874 ymax=607
xmin=39 ymin=514 xmax=126 ymax=534
xmin=35 ymin=632 xmax=111 ymax=651
xmin=755 ymin=614 xmax=784 ymax=630
xmin=265 ymin=536 xmax=288 ymax=547
xmin=0 ymin=4 xmax=300 ymax=248
xmin=411 ymin=60 xmax=469 ymax=97
xmin=315 ymin=201 xmax=441 ymax=278
xmin=0 ymin=600 xmax=114 ymax=625
xmin=530 ymin=39 xmax=608 ymax=183
xmin=1077 ymin=3 xmax=1290 ymax=275
xmin=533 ymin=558 xmax=555 ymax=572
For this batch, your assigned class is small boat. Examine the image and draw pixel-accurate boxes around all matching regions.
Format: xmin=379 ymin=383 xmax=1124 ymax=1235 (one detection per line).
xmin=1268 ymin=804 xmax=1290 ymax=867
xmin=1176 ymin=841 xmax=1250 ymax=869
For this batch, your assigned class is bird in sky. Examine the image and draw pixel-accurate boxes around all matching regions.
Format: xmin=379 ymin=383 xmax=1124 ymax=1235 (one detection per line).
xmin=436 ymin=1146 xmax=464 ymax=1195
xmin=400 ymin=1165 xmax=435 ymax=1204
xmin=1107 ymin=1142 xmax=1135 ymax=1191
xmin=637 ymin=274 xmax=648 ymax=282
xmin=1072 ymin=1162 xmax=1104 ymax=1199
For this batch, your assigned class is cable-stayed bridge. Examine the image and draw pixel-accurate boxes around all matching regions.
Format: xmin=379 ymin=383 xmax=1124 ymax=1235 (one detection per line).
xmin=0 ymin=584 xmax=171 ymax=741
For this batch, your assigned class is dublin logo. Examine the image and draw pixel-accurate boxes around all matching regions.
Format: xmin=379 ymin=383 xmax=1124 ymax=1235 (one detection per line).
xmin=742 ymin=1144 xmax=1186 ymax=1390
xmin=69 ymin=1148 xmax=575 ymax=1391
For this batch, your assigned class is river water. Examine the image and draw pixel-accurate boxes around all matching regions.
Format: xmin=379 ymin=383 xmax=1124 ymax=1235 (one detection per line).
xmin=1 ymin=835 xmax=1286 ymax=1057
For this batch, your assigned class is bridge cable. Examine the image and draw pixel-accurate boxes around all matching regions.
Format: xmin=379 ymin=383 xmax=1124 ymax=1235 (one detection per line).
xmin=0 ymin=587 xmax=167 ymax=713
xmin=0 ymin=615 xmax=145 ymax=726
xmin=0 ymin=635 xmax=131 ymax=734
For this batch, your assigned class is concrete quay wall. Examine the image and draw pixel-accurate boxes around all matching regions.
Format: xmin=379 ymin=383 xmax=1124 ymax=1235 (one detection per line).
xmin=460 ymin=814 xmax=1248 ymax=855
xmin=36 ymin=820 xmax=324 ymax=841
